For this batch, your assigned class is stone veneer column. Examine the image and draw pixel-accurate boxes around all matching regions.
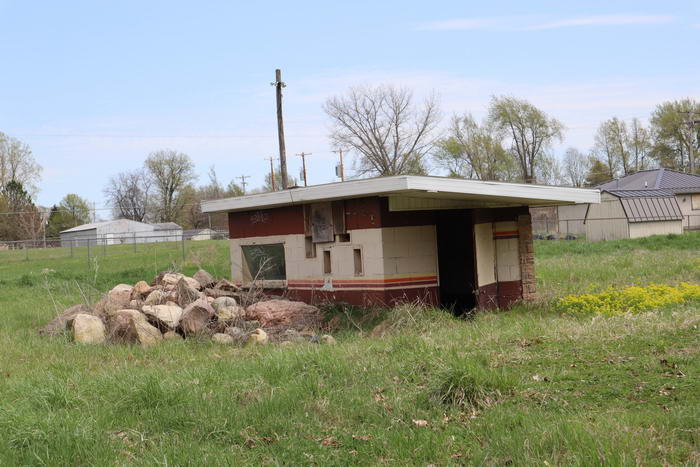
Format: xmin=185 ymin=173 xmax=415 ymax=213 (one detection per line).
xmin=517 ymin=214 xmax=537 ymax=301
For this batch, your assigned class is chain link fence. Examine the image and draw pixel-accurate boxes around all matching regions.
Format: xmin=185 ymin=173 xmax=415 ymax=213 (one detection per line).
xmin=0 ymin=230 xmax=229 ymax=265
xmin=531 ymin=215 xmax=700 ymax=238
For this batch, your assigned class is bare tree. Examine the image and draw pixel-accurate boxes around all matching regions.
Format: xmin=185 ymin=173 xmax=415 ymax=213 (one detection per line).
xmin=488 ymin=96 xmax=564 ymax=184
xmin=103 ymin=169 xmax=152 ymax=221
xmin=628 ymin=118 xmax=652 ymax=172
xmin=562 ymin=148 xmax=590 ymax=187
xmin=324 ymin=85 xmax=440 ymax=176
xmin=0 ymin=132 xmax=42 ymax=196
xmin=433 ymin=114 xmax=517 ymax=181
xmin=145 ymin=150 xmax=197 ymax=222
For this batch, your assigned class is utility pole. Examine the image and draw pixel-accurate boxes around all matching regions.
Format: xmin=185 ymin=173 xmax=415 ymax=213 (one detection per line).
xmin=237 ymin=175 xmax=250 ymax=194
xmin=271 ymin=69 xmax=288 ymax=189
xmin=265 ymin=157 xmax=277 ymax=191
xmin=296 ymin=152 xmax=312 ymax=186
xmin=332 ymin=148 xmax=347 ymax=181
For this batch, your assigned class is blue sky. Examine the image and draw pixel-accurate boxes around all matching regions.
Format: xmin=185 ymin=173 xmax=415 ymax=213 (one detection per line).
xmin=1 ymin=0 xmax=698 ymax=210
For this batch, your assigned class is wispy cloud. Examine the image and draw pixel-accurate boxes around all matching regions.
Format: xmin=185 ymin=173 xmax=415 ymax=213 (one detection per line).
xmin=418 ymin=14 xmax=674 ymax=31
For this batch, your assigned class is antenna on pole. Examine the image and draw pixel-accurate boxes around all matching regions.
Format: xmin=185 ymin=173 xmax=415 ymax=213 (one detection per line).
xmin=296 ymin=152 xmax=312 ymax=186
xmin=237 ymin=175 xmax=250 ymax=194
xmin=271 ymin=69 xmax=288 ymax=189
xmin=265 ymin=157 xmax=277 ymax=191
xmin=332 ymin=148 xmax=347 ymax=181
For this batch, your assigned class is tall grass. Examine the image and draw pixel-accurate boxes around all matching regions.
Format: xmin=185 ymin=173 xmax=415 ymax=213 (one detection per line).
xmin=0 ymin=237 xmax=698 ymax=464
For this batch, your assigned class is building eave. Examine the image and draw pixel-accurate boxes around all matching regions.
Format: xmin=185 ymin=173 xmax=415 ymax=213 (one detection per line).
xmin=201 ymin=176 xmax=601 ymax=214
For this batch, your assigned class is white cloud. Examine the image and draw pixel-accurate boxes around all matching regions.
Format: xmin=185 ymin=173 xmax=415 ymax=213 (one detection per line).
xmin=418 ymin=14 xmax=674 ymax=31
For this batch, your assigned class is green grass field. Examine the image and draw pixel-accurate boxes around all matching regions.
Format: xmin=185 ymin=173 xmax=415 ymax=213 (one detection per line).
xmin=0 ymin=235 xmax=699 ymax=465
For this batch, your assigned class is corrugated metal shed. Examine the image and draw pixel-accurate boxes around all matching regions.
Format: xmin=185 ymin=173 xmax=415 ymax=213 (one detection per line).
xmin=606 ymin=190 xmax=683 ymax=223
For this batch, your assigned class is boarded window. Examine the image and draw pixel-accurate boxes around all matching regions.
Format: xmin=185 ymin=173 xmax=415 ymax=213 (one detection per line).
xmin=353 ymin=248 xmax=363 ymax=276
xmin=241 ymin=244 xmax=286 ymax=281
xmin=692 ymin=194 xmax=700 ymax=211
xmin=336 ymin=233 xmax=350 ymax=243
xmin=311 ymin=202 xmax=334 ymax=243
xmin=305 ymin=236 xmax=316 ymax=258
xmin=323 ymin=250 xmax=332 ymax=274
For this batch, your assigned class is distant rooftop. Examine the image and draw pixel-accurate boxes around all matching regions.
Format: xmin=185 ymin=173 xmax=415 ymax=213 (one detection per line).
xmin=597 ymin=168 xmax=700 ymax=194
xmin=151 ymin=222 xmax=182 ymax=231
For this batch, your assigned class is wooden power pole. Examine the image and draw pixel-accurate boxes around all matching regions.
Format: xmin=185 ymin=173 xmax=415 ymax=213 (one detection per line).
xmin=237 ymin=175 xmax=250 ymax=194
xmin=332 ymin=148 xmax=347 ymax=181
xmin=265 ymin=157 xmax=277 ymax=191
xmin=296 ymin=152 xmax=312 ymax=186
xmin=271 ymin=69 xmax=288 ymax=189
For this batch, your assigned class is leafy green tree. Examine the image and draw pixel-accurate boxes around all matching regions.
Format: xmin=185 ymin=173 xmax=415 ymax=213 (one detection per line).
xmin=433 ymin=114 xmax=518 ymax=181
xmin=584 ymin=158 xmax=612 ymax=187
xmin=145 ymin=150 xmax=197 ymax=222
xmin=650 ymin=99 xmax=700 ymax=173
xmin=45 ymin=194 xmax=92 ymax=236
xmin=488 ymin=96 xmax=563 ymax=183
xmin=0 ymin=180 xmax=39 ymax=240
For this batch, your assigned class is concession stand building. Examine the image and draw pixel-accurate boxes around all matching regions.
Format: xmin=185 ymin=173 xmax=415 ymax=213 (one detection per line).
xmin=202 ymin=176 xmax=599 ymax=312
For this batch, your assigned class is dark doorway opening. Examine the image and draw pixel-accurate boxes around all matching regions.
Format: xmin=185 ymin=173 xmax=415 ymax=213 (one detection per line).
xmin=436 ymin=210 xmax=476 ymax=315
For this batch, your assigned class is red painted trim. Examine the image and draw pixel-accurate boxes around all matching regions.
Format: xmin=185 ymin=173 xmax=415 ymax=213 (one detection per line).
xmin=287 ymin=276 xmax=439 ymax=290
xmin=228 ymin=205 xmax=304 ymax=239
xmin=282 ymin=286 xmax=440 ymax=307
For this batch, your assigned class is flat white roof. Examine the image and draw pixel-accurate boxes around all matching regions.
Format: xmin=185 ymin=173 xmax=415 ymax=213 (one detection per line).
xmin=201 ymin=175 xmax=600 ymax=213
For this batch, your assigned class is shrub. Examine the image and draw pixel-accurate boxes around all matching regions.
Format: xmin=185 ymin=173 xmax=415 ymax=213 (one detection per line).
xmin=556 ymin=282 xmax=700 ymax=316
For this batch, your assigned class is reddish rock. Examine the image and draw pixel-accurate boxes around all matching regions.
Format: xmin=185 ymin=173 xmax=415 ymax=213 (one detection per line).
xmin=246 ymin=299 xmax=320 ymax=328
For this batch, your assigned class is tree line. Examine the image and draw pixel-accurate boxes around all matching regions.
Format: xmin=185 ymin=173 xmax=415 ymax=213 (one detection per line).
xmin=1 ymin=89 xmax=698 ymax=242
xmin=325 ymin=86 xmax=700 ymax=187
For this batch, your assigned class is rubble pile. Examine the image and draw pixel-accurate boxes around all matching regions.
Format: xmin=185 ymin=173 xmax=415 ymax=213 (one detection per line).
xmin=38 ymin=270 xmax=335 ymax=348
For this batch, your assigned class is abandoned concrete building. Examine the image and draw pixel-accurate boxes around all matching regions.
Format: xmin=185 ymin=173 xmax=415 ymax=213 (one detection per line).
xmin=202 ymin=176 xmax=599 ymax=311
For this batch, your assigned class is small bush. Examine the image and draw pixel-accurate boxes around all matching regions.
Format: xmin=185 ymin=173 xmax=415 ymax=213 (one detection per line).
xmin=556 ymin=282 xmax=700 ymax=315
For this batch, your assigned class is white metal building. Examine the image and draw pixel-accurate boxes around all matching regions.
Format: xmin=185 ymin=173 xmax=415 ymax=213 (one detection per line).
xmin=59 ymin=220 xmax=183 ymax=247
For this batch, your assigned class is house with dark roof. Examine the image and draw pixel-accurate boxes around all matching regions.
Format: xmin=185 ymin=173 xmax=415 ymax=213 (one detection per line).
xmin=595 ymin=168 xmax=700 ymax=231
xmin=534 ymin=168 xmax=700 ymax=238
xmin=584 ymin=188 xmax=684 ymax=241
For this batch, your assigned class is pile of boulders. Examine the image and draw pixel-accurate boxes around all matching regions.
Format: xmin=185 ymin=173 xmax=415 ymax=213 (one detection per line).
xmin=38 ymin=269 xmax=336 ymax=348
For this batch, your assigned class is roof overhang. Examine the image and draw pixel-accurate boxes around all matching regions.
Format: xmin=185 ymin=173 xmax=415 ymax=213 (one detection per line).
xmin=201 ymin=176 xmax=601 ymax=214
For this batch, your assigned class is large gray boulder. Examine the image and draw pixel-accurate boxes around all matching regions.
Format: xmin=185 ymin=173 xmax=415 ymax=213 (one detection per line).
xmin=38 ymin=304 xmax=90 ymax=337
xmin=180 ymin=299 xmax=215 ymax=336
xmin=72 ymin=313 xmax=106 ymax=344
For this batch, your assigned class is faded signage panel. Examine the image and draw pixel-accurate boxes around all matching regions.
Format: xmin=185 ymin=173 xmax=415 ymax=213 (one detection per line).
xmin=311 ymin=202 xmax=334 ymax=243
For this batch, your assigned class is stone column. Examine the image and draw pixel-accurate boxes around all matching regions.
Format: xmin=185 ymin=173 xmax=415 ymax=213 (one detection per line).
xmin=518 ymin=214 xmax=537 ymax=302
